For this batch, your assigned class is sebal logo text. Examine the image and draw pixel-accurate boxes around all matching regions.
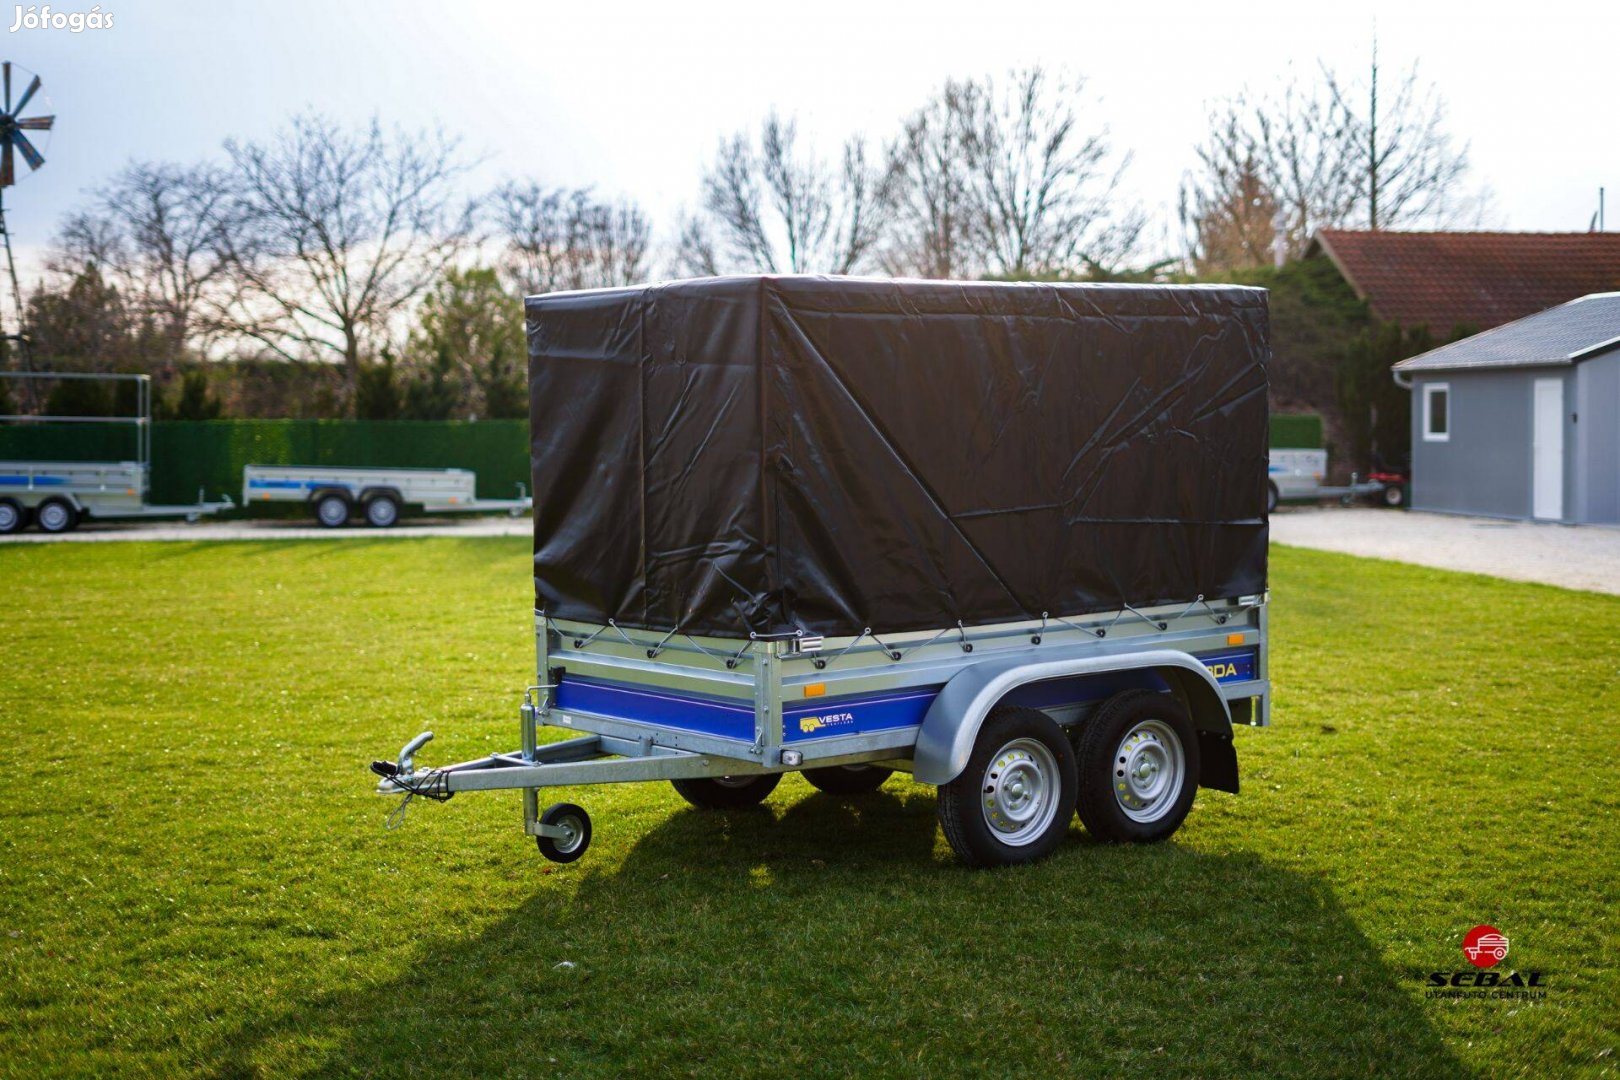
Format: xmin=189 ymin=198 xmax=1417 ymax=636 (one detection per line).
xmin=1423 ymin=924 xmax=1548 ymax=1000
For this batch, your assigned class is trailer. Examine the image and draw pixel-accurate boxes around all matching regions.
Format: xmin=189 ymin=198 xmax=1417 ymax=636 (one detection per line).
xmin=374 ymin=276 xmax=1274 ymax=868
xmin=1267 ymin=449 xmax=1385 ymax=510
xmin=242 ymin=464 xmax=531 ymax=528
xmin=0 ymin=372 xmax=232 ymax=535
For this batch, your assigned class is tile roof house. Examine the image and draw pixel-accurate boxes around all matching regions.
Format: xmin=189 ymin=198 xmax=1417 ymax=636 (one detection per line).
xmin=1393 ymin=294 xmax=1620 ymax=523
xmin=1308 ymin=230 xmax=1620 ymax=332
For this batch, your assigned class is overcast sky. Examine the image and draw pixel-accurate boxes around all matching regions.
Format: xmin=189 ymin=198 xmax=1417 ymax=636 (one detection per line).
xmin=5 ymin=0 xmax=1616 ymax=285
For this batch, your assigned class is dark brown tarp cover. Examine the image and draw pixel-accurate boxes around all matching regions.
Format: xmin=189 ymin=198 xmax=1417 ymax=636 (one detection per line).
xmin=527 ymin=276 xmax=1269 ymax=639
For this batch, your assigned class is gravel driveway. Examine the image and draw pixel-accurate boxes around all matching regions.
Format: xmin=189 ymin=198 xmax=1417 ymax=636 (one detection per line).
xmin=1270 ymin=507 xmax=1620 ymax=596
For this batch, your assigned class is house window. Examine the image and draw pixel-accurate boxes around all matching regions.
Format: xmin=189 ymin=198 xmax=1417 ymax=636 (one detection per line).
xmin=1423 ymin=382 xmax=1450 ymax=442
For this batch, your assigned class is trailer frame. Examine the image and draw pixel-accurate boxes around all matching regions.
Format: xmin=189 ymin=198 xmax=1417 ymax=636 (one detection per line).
xmin=376 ymin=592 xmax=1270 ymax=860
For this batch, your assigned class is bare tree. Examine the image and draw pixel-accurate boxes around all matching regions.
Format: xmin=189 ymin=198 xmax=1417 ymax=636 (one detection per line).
xmin=51 ymin=161 xmax=235 ymax=361
xmin=670 ymin=211 xmax=720 ymax=278
xmin=1326 ymin=46 xmax=1478 ymax=230
xmin=679 ymin=112 xmax=891 ymax=275
xmin=953 ymin=68 xmax=1143 ymax=278
xmin=1248 ymin=80 xmax=1361 ymax=258
xmin=215 ymin=115 xmax=476 ymax=406
xmin=1185 ymin=51 xmax=1479 ymax=265
xmin=1177 ymin=111 xmax=1279 ymax=273
xmin=492 ymin=182 xmax=651 ymax=294
xmin=882 ymin=84 xmax=975 ymax=278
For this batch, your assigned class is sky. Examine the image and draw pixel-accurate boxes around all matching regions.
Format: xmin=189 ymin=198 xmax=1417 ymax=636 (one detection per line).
xmin=3 ymin=0 xmax=1617 ymax=291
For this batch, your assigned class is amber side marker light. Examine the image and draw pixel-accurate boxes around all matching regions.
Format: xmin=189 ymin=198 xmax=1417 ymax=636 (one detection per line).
xmin=1226 ymin=632 xmax=1244 ymax=646
xmin=803 ymin=683 xmax=826 ymax=698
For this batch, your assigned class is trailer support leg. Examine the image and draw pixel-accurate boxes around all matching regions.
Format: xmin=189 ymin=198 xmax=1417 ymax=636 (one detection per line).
xmin=521 ymin=701 xmax=540 ymax=835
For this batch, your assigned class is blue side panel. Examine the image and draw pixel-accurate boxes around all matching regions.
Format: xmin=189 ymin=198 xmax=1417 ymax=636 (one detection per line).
xmin=0 ymin=474 xmax=68 ymax=486
xmin=554 ymin=675 xmax=755 ymax=741
xmin=247 ymin=478 xmax=349 ymax=492
xmin=1195 ymin=649 xmax=1257 ymax=683
xmin=782 ymin=687 xmax=941 ymax=743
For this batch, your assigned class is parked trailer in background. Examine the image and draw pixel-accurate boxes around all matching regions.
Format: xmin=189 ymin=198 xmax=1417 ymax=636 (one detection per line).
xmin=0 ymin=372 xmax=231 ymax=535
xmin=1267 ymin=449 xmax=1389 ymax=511
xmin=242 ymin=464 xmax=531 ymax=528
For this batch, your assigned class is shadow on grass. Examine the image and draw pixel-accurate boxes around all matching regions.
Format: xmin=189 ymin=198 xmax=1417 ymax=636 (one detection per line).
xmin=213 ymin=788 xmax=1468 ymax=1078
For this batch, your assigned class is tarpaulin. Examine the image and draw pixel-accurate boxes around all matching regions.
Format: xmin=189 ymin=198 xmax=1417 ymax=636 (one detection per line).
xmin=527 ymin=276 xmax=1269 ymax=639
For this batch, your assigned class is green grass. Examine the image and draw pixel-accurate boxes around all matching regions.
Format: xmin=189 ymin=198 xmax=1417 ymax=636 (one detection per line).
xmin=1 ymin=539 xmax=1616 ymax=1078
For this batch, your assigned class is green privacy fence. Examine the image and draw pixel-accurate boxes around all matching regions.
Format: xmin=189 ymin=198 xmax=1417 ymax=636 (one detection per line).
xmin=3 ymin=412 xmax=1322 ymax=508
xmin=1269 ymin=413 xmax=1323 ymax=449
xmin=0 ymin=420 xmax=530 ymax=507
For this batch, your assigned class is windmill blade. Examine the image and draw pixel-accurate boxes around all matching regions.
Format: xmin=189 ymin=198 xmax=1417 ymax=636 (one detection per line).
xmin=2 ymin=62 xmax=10 ymax=115
xmin=0 ymin=143 xmax=13 ymax=188
xmin=12 ymin=74 xmax=40 ymax=116
xmin=12 ymin=130 xmax=42 ymax=171
xmin=16 ymin=116 xmax=51 ymax=130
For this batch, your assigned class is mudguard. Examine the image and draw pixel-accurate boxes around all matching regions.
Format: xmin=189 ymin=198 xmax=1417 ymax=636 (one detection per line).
xmin=912 ymin=647 xmax=1233 ymax=786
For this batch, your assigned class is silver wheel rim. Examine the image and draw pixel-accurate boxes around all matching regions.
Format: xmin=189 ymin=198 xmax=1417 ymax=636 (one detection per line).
xmin=318 ymin=498 xmax=347 ymax=526
xmin=368 ymin=499 xmax=397 ymax=526
xmin=1112 ymin=719 xmax=1185 ymax=823
xmin=1385 ymin=486 xmax=1402 ymax=506
xmin=551 ymin=814 xmax=585 ymax=853
xmin=980 ymin=737 xmax=1061 ymax=846
xmin=39 ymin=503 xmax=69 ymax=531
xmin=0 ymin=504 xmax=16 ymax=530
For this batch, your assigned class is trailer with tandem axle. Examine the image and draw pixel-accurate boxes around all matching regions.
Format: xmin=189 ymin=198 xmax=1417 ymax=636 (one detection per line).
xmin=373 ymin=276 xmax=1276 ymax=868
xmin=242 ymin=465 xmax=532 ymax=528
xmin=0 ymin=372 xmax=231 ymax=535
xmin=377 ymin=598 xmax=1269 ymax=867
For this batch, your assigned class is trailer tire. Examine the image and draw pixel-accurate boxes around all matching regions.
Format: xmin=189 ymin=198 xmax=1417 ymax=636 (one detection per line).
xmin=802 ymin=763 xmax=893 ymax=795
xmin=0 ymin=497 xmax=23 ymax=534
xmin=1265 ymin=481 xmax=1280 ymax=514
xmin=1075 ymin=689 xmax=1200 ymax=844
xmin=671 ymin=773 xmax=781 ymax=809
xmin=936 ymin=706 xmax=1077 ymax=868
xmin=535 ymin=802 xmax=592 ymax=863
xmin=36 ymin=498 xmax=78 ymax=534
xmin=364 ymin=493 xmax=401 ymax=528
xmin=1382 ymin=483 xmax=1405 ymax=508
xmin=313 ymin=492 xmax=350 ymax=528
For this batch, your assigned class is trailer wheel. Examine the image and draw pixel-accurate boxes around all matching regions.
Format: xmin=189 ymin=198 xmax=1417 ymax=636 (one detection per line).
xmin=1382 ymin=483 xmax=1405 ymax=508
xmin=1265 ymin=481 xmax=1280 ymax=514
xmin=671 ymin=773 xmax=781 ymax=809
xmin=535 ymin=802 xmax=592 ymax=863
xmin=0 ymin=498 xmax=23 ymax=534
xmin=936 ymin=706 xmax=1077 ymax=868
xmin=313 ymin=493 xmax=350 ymax=528
xmin=364 ymin=493 xmax=401 ymax=528
xmin=36 ymin=498 xmax=78 ymax=534
xmin=1075 ymin=689 xmax=1201 ymax=844
xmin=802 ymin=763 xmax=893 ymax=795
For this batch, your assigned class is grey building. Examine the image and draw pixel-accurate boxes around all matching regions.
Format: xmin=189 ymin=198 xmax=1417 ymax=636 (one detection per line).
xmin=1394 ymin=293 xmax=1620 ymax=524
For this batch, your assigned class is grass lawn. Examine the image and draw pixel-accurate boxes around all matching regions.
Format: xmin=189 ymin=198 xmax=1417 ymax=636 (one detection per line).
xmin=1 ymin=538 xmax=1616 ymax=1078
